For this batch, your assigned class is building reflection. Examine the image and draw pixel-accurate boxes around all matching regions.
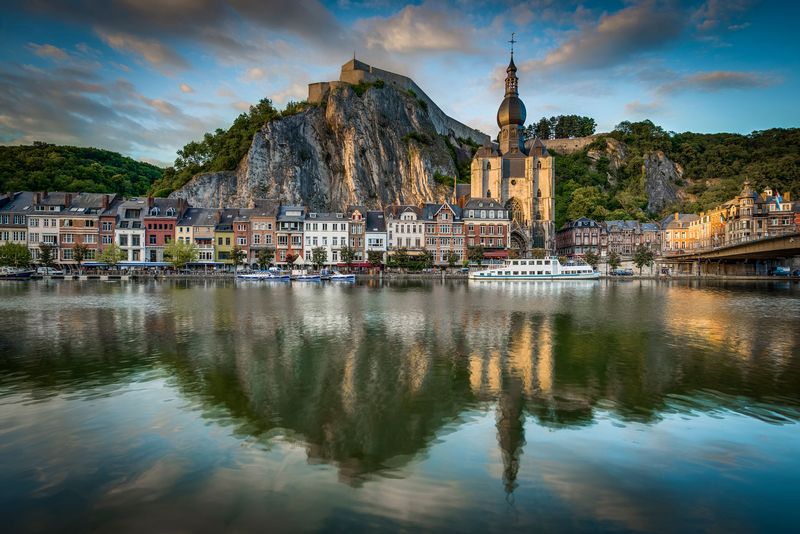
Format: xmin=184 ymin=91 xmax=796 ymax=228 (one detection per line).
xmin=1 ymin=281 xmax=799 ymax=492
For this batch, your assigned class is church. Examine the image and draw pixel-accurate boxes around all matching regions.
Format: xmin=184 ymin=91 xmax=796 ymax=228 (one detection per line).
xmin=469 ymin=48 xmax=555 ymax=254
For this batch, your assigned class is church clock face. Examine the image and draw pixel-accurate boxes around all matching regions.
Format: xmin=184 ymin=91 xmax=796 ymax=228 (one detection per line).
xmin=511 ymin=179 xmax=517 ymax=186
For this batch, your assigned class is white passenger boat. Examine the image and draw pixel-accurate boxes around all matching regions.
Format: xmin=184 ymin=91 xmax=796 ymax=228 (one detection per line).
xmin=329 ymin=272 xmax=356 ymax=282
xmin=469 ymin=257 xmax=599 ymax=281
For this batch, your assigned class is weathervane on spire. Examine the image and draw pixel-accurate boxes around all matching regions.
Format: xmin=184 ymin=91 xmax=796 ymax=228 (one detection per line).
xmin=509 ymin=32 xmax=517 ymax=57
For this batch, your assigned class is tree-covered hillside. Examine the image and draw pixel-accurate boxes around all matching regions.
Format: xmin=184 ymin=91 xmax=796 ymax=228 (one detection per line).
xmin=552 ymin=121 xmax=800 ymax=228
xmin=147 ymin=98 xmax=313 ymax=197
xmin=0 ymin=142 xmax=162 ymax=196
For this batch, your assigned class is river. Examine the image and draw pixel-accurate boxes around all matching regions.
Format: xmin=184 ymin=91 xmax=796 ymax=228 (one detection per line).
xmin=1 ymin=279 xmax=798 ymax=532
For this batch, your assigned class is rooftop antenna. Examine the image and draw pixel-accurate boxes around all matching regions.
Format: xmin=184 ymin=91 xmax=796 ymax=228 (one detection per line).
xmin=509 ymin=32 xmax=516 ymax=57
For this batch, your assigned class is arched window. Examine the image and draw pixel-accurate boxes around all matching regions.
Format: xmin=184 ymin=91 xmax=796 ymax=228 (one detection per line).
xmin=486 ymin=162 xmax=491 ymax=170
xmin=166 ymin=208 xmax=175 ymax=217
xmin=486 ymin=189 xmax=492 ymax=198
xmin=537 ymin=189 xmax=542 ymax=198
xmin=536 ymin=160 xmax=542 ymax=169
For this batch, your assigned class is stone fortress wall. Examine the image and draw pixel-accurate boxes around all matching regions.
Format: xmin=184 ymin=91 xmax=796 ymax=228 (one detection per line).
xmin=541 ymin=135 xmax=599 ymax=154
xmin=308 ymin=59 xmax=491 ymax=147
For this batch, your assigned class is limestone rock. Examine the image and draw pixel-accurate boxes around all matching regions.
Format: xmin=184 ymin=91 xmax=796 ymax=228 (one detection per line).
xmin=170 ymin=84 xmax=458 ymax=210
xmin=643 ymin=150 xmax=683 ymax=213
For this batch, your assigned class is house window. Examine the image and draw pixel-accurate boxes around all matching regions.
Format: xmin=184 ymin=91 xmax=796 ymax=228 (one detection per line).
xmin=63 ymin=234 xmax=74 ymax=244
xmin=149 ymin=235 xmax=157 ymax=245
xmin=237 ymin=237 xmax=247 ymax=245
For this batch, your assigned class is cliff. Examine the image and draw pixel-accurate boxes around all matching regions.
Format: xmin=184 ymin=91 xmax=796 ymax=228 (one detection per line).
xmin=171 ymin=83 xmax=461 ymax=210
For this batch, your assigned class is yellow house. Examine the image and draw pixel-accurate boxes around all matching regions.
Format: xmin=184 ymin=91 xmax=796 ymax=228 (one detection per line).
xmin=214 ymin=209 xmax=237 ymax=266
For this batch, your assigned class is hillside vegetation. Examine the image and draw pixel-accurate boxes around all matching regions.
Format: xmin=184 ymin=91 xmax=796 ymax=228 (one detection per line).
xmin=552 ymin=120 xmax=800 ymax=227
xmin=0 ymin=142 xmax=162 ymax=196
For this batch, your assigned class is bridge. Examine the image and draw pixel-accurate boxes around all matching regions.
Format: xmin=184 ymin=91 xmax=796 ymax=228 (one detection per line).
xmin=659 ymin=233 xmax=800 ymax=276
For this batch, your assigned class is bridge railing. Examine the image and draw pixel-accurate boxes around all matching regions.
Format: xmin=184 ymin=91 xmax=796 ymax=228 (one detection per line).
xmin=663 ymin=230 xmax=799 ymax=257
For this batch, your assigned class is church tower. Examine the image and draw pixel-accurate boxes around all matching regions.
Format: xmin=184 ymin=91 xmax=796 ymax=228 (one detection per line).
xmin=469 ymin=37 xmax=556 ymax=254
xmin=496 ymin=55 xmax=526 ymax=155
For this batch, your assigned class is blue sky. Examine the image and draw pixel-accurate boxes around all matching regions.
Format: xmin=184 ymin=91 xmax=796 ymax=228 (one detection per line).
xmin=0 ymin=0 xmax=797 ymax=166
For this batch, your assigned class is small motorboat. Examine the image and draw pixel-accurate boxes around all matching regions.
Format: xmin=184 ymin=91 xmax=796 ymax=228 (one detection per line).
xmin=329 ymin=272 xmax=355 ymax=282
xmin=293 ymin=273 xmax=321 ymax=281
xmin=0 ymin=267 xmax=35 ymax=280
xmin=237 ymin=271 xmax=290 ymax=281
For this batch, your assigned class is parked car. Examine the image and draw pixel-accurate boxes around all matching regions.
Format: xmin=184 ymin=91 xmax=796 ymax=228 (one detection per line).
xmin=770 ymin=266 xmax=790 ymax=276
xmin=36 ymin=267 xmax=64 ymax=276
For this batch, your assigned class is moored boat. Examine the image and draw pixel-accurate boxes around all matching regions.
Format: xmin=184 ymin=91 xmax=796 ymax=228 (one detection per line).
xmin=469 ymin=257 xmax=599 ymax=281
xmin=329 ymin=272 xmax=356 ymax=282
xmin=236 ymin=271 xmax=290 ymax=281
xmin=0 ymin=267 xmax=35 ymax=280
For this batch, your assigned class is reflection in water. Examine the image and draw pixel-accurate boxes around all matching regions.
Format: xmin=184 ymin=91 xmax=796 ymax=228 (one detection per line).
xmin=1 ymin=280 xmax=799 ymax=531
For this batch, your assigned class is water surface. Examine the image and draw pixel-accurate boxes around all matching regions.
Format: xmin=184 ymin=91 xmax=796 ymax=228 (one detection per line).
xmin=1 ymin=279 xmax=799 ymax=532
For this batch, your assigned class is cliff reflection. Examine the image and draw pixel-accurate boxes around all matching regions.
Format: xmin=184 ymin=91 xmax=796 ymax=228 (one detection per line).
xmin=1 ymin=280 xmax=799 ymax=491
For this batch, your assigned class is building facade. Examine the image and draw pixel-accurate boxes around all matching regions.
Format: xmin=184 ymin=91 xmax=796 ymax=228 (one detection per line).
xmin=303 ymin=212 xmax=349 ymax=266
xmin=463 ymin=198 xmax=510 ymax=258
xmin=422 ymin=202 xmax=465 ymax=265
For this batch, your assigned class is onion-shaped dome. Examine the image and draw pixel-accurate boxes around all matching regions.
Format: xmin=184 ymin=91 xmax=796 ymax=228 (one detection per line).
xmin=497 ymin=95 xmax=526 ymax=128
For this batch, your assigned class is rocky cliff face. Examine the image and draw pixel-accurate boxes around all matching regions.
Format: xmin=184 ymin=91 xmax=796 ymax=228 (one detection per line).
xmin=171 ymin=84 xmax=459 ymax=210
xmin=642 ymin=150 xmax=684 ymax=213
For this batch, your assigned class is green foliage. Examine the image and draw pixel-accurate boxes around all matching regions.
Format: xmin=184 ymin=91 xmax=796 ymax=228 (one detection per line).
xmin=583 ymin=251 xmax=599 ymax=269
xmin=148 ymin=98 xmax=283 ymax=195
xmin=442 ymin=136 xmax=473 ymax=183
xmin=99 ymin=244 xmax=125 ymax=266
xmin=231 ymin=246 xmax=247 ymax=268
xmin=0 ymin=242 xmax=31 ymax=267
xmin=446 ymin=252 xmax=458 ymax=268
xmin=467 ymin=246 xmax=484 ymax=262
xmin=256 ymin=247 xmax=275 ymax=268
xmin=402 ymin=131 xmax=431 ymax=145
xmin=39 ymin=243 xmax=55 ymax=267
xmin=164 ymin=240 xmax=198 ymax=269
xmin=525 ymin=115 xmax=596 ymax=140
xmin=530 ymin=248 xmax=547 ymax=259
xmin=608 ymin=251 xmax=621 ymax=271
xmin=433 ymin=171 xmax=454 ymax=186
xmin=0 ymin=143 xmax=162 ymax=196
xmin=367 ymin=250 xmax=383 ymax=266
xmin=72 ymin=244 xmax=88 ymax=267
xmin=633 ymin=245 xmax=655 ymax=274
xmin=311 ymin=246 xmax=327 ymax=268
xmin=339 ymin=245 xmax=356 ymax=267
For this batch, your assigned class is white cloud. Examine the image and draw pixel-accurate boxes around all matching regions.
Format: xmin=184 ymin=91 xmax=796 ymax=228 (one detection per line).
xmin=179 ymin=83 xmax=194 ymax=93
xmin=96 ymin=29 xmax=189 ymax=71
xmin=28 ymin=43 xmax=69 ymax=61
xmin=243 ymin=67 xmax=266 ymax=81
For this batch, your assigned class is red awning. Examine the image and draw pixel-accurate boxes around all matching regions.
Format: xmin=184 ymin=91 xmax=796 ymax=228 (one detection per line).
xmin=483 ymin=250 xmax=509 ymax=258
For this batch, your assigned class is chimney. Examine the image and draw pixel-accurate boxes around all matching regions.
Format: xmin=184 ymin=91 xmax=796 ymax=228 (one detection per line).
xmin=147 ymin=196 xmax=154 ymax=209
xmin=102 ymin=194 xmax=109 ymax=209
xmin=35 ymin=192 xmax=41 ymax=204
xmin=64 ymin=193 xmax=73 ymax=207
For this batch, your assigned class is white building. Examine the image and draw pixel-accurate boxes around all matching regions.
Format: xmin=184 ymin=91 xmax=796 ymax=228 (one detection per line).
xmin=365 ymin=211 xmax=388 ymax=261
xmin=303 ymin=212 xmax=349 ymax=265
xmin=385 ymin=205 xmax=424 ymax=251
xmin=114 ymin=199 xmax=147 ymax=262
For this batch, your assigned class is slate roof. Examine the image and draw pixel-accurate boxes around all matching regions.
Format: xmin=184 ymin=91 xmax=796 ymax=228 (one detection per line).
xmin=384 ymin=205 xmax=421 ymax=219
xmin=560 ymin=217 xmax=601 ymax=230
xmin=177 ymin=208 xmax=220 ymax=227
xmin=0 ymin=191 xmax=35 ymax=213
xmin=422 ymin=202 xmax=462 ymax=220
xmin=463 ymin=197 xmax=505 ymax=211
xmin=306 ymin=211 xmax=348 ymax=221
xmin=277 ymin=205 xmax=306 ymax=222
xmin=365 ymin=211 xmax=386 ymax=233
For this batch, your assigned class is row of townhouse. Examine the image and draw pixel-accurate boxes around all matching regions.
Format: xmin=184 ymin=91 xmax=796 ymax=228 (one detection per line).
xmin=0 ymin=191 xmax=188 ymax=266
xmin=1 ymin=191 xmax=514 ymax=268
xmin=555 ymin=182 xmax=800 ymax=260
xmin=555 ymin=217 xmax=662 ymax=260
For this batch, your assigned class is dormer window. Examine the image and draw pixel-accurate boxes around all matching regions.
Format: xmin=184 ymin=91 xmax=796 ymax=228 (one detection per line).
xmin=166 ymin=208 xmax=175 ymax=217
xmin=150 ymin=207 xmax=160 ymax=216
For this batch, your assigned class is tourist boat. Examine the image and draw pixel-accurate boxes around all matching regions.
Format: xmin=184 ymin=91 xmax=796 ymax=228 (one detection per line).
xmin=329 ymin=272 xmax=356 ymax=282
xmin=469 ymin=257 xmax=599 ymax=281
xmin=0 ymin=267 xmax=35 ymax=280
xmin=291 ymin=269 xmax=321 ymax=281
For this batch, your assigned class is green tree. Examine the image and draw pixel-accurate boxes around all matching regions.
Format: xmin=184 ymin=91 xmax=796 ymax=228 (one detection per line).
xmin=256 ymin=247 xmax=275 ymax=269
xmin=467 ymin=245 xmax=484 ymax=263
xmin=420 ymin=250 xmax=434 ymax=268
xmin=164 ymin=240 xmax=198 ymax=269
xmin=340 ymin=246 xmax=356 ymax=269
xmin=530 ymin=248 xmax=547 ymax=259
xmin=608 ymin=251 xmax=621 ymax=272
xmin=633 ymin=244 xmax=655 ymax=275
xmin=367 ymin=250 xmax=383 ymax=266
xmin=38 ymin=243 xmax=55 ymax=267
xmin=99 ymin=244 xmax=125 ymax=267
xmin=392 ymin=247 xmax=410 ymax=269
xmin=583 ymin=250 xmax=599 ymax=269
xmin=311 ymin=246 xmax=328 ymax=269
xmin=72 ymin=244 xmax=88 ymax=273
xmin=534 ymin=117 xmax=552 ymax=139
xmin=447 ymin=252 xmax=458 ymax=268
xmin=231 ymin=246 xmax=247 ymax=271
xmin=0 ymin=242 xmax=31 ymax=267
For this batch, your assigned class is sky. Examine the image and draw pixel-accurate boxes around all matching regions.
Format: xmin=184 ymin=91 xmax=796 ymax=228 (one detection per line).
xmin=0 ymin=0 xmax=797 ymax=167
